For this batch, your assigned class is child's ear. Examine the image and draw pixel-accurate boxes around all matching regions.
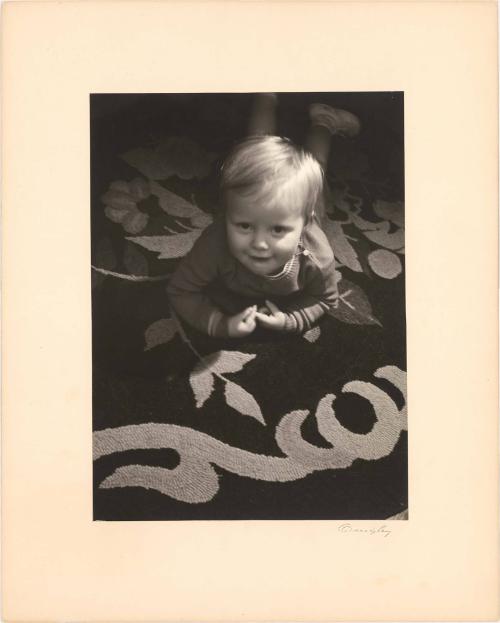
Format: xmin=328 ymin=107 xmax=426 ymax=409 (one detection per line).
xmin=303 ymin=210 xmax=315 ymax=228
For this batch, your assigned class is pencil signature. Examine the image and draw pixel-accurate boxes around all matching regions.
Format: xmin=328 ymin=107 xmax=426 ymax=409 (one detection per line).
xmin=338 ymin=523 xmax=392 ymax=538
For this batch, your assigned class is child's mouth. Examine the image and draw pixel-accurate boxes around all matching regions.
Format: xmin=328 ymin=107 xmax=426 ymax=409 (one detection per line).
xmin=249 ymin=256 xmax=271 ymax=263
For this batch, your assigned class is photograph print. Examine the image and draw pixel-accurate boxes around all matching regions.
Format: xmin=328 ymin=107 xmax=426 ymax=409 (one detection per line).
xmin=91 ymin=92 xmax=407 ymax=521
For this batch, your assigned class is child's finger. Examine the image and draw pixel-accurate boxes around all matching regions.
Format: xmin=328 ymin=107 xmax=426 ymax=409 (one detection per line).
xmin=265 ymin=300 xmax=280 ymax=315
xmin=246 ymin=316 xmax=257 ymax=331
xmin=241 ymin=305 xmax=257 ymax=320
xmin=255 ymin=312 xmax=275 ymax=327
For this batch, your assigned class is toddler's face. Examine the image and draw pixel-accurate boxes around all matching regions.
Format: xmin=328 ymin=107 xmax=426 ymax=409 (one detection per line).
xmin=225 ymin=191 xmax=304 ymax=276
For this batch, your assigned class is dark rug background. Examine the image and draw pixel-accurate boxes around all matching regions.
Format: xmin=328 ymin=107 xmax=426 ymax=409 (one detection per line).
xmin=91 ymin=93 xmax=407 ymax=521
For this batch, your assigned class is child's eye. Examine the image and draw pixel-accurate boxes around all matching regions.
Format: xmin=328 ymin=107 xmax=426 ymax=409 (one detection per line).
xmin=236 ymin=222 xmax=251 ymax=230
xmin=272 ymin=226 xmax=286 ymax=234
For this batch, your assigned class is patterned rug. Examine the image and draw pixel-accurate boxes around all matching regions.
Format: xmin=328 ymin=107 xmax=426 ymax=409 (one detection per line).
xmin=91 ymin=93 xmax=407 ymax=520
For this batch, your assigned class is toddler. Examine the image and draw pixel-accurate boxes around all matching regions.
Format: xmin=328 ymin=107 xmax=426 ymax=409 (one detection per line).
xmin=167 ymin=95 xmax=360 ymax=337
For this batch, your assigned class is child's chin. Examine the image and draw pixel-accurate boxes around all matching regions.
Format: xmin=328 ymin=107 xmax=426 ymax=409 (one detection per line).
xmin=248 ymin=262 xmax=277 ymax=276
xmin=238 ymin=255 xmax=282 ymax=276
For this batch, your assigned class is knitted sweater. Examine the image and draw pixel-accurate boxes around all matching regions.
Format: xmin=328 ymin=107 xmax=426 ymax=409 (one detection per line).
xmin=167 ymin=216 xmax=338 ymax=336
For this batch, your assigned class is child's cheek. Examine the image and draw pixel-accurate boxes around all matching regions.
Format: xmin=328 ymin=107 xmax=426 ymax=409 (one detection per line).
xmin=280 ymin=233 xmax=295 ymax=249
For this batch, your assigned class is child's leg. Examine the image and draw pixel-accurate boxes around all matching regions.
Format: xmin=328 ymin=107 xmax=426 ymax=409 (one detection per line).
xmin=305 ymin=103 xmax=361 ymax=168
xmin=247 ymin=93 xmax=278 ymax=136
xmin=305 ymin=104 xmax=361 ymax=219
xmin=305 ymin=124 xmax=333 ymax=170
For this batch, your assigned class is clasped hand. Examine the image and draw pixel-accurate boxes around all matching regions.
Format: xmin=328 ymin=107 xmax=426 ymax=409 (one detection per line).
xmin=227 ymin=300 xmax=286 ymax=337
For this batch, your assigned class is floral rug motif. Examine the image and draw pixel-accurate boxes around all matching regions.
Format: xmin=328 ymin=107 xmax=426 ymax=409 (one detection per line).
xmin=92 ymin=94 xmax=407 ymax=520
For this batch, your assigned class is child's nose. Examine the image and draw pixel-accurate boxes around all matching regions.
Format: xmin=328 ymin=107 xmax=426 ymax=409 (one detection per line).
xmin=251 ymin=232 xmax=268 ymax=249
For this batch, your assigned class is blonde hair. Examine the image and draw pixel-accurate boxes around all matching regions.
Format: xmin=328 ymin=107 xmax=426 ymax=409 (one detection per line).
xmin=220 ymin=136 xmax=323 ymax=224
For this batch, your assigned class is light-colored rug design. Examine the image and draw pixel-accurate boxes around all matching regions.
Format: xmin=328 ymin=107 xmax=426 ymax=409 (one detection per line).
xmin=94 ymin=365 xmax=406 ymax=504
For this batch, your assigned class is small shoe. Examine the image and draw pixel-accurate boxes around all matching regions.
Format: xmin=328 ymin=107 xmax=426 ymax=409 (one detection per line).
xmin=309 ymin=103 xmax=361 ymax=137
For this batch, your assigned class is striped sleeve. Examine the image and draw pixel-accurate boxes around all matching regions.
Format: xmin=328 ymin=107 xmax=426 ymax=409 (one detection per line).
xmin=282 ymin=258 xmax=339 ymax=333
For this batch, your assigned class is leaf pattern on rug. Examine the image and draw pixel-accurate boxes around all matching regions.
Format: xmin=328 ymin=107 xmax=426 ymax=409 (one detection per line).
xmin=329 ymin=279 xmax=381 ymax=326
xmin=323 ymin=219 xmax=362 ymax=273
xmin=224 ymin=381 xmax=264 ymax=424
xmin=127 ymin=230 xmax=203 ymax=259
xmin=93 ymin=366 xmax=407 ymax=503
xmin=122 ymin=148 xmax=175 ymax=180
xmin=373 ymin=200 xmax=404 ymax=228
xmin=190 ymin=367 xmax=215 ymax=409
xmin=144 ymin=318 xmax=178 ymax=351
xmin=363 ymin=225 xmax=404 ymax=251
xmin=350 ymin=212 xmax=384 ymax=232
xmin=303 ymin=326 xmax=321 ymax=343
xmin=150 ymin=180 xmax=201 ymax=218
xmin=202 ymin=351 xmax=256 ymax=375
xmin=189 ymin=350 xmax=263 ymax=423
